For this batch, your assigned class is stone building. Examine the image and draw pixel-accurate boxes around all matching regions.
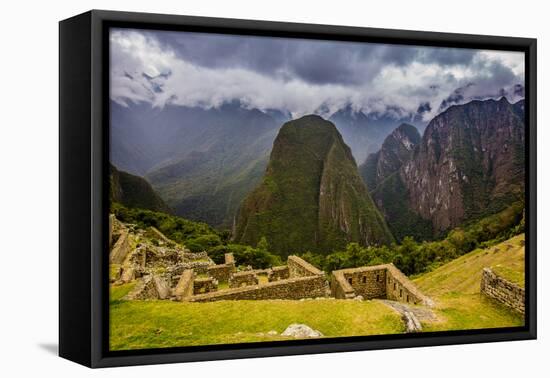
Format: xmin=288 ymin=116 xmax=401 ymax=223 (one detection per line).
xmin=331 ymin=264 xmax=432 ymax=306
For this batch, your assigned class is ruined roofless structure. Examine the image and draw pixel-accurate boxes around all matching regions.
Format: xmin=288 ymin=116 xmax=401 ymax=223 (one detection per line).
xmin=331 ymin=265 xmax=433 ymax=306
xmin=109 ymin=215 xmax=431 ymax=306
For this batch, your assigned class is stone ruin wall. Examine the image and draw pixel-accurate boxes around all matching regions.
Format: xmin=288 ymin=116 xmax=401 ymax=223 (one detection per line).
xmin=207 ymin=264 xmax=234 ymax=282
xmin=229 ymin=271 xmax=259 ymax=288
xmin=331 ymin=266 xmax=387 ymax=299
xmin=331 ymin=272 xmax=356 ymax=299
xmin=189 ymin=255 xmax=327 ymax=302
xmin=190 ymin=275 xmax=327 ymax=302
xmin=193 ymin=277 xmax=218 ymax=295
xmin=385 ymin=264 xmax=430 ymax=305
xmin=206 ymin=253 xmax=236 ymax=282
xmin=268 ymin=266 xmax=290 ymax=281
xmin=331 ymin=264 xmax=431 ymax=306
xmin=173 ymin=269 xmax=194 ymax=300
xmin=109 ymin=216 xmax=431 ymax=307
xmin=110 ymin=229 xmax=131 ymax=264
xmin=288 ymin=255 xmax=323 ymax=277
xmin=127 ymin=275 xmax=171 ymax=300
xmin=481 ymin=268 xmax=525 ymax=314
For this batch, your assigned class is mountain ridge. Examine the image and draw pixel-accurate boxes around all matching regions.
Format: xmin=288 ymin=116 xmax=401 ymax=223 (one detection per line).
xmin=110 ymin=164 xmax=171 ymax=213
xmin=368 ymin=97 xmax=525 ymax=240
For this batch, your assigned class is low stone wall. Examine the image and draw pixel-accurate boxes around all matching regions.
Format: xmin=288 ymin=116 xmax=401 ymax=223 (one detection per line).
xmin=481 ymin=268 xmax=525 ymax=314
xmin=190 ymin=275 xmax=327 ymax=302
xmin=174 ymin=269 xmax=195 ymax=300
xmin=207 ymin=263 xmax=235 ymax=282
xmin=268 ymin=266 xmax=290 ymax=282
xmin=126 ymin=275 xmax=171 ymax=300
xmin=229 ymin=271 xmax=259 ymax=288
xmin=110 ymin=229 xmax=131 ymax=264
xmin=193 ymin=277 xmax=218 ymax=294
xmin=331 ymin=264 xmax=432 ymax=306
xmin=182 ymin=251 xmax=209 ymax=260
xmin=170 ymin=261 xmax=212 ymax=275
xmin=288 ymin=255 xmax=323 ymax=277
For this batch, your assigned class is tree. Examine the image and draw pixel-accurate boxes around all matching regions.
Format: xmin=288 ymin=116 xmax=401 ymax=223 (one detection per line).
xmin=257 ymin=236 xmax=269 ymax=253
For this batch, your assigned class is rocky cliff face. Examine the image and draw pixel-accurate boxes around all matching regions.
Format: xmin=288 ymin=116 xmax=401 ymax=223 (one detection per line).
xmin=234 ymin=115 xmax=394 ymax=256
xmin=360 ymin=123 xmax=421 ymax=191
xmin=400 ymin=97 xmax=525 ymax=233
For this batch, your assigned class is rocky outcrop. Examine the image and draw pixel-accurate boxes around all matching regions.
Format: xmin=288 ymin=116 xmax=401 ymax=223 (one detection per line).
xmin=360 ymin=123 xmax=421 ymax=191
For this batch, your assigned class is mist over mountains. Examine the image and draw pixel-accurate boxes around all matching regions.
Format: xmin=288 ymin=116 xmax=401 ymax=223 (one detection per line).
xmin=109 ymin=28 xmax=526 ymax=247
xmin=111 ymin=99 xmax=427 ymax=227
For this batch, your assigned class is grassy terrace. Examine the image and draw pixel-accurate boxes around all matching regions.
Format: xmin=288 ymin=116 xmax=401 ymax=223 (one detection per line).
xmin=110 ymin=294 xmax=403 ymax=350
xmin=413 ymin=234 xmax=525 ymax=331
xmin=109 ymin=234 xmax=525 ymax=350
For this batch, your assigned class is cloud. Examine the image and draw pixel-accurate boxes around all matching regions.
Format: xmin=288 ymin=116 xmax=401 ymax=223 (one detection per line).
xmin=110 ymin=29 xmax=525 ymax=120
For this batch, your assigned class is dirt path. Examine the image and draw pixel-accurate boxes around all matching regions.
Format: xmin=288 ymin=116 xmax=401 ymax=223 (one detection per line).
xmin=377 ymin=299 xmax=437 ymax=333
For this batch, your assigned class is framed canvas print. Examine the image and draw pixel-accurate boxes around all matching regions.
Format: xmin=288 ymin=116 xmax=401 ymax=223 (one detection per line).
xmin=59 ymin=10 xmax=536 ymax=368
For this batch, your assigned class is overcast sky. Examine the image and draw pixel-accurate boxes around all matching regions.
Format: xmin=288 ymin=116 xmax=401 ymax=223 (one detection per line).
xmin=110 ymin=28 xmax=525 ymax=121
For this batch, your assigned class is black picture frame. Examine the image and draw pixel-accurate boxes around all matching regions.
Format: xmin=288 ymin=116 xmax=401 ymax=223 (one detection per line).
xmin=59 ymin=9 xmax=537 ymax=368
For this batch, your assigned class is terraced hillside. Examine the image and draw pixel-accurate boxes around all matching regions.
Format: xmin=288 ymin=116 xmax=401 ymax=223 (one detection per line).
xmin=413 ymin=234 xmax=525 ymax=331
xmin=109 ymin=234 xmax=525 ymax=350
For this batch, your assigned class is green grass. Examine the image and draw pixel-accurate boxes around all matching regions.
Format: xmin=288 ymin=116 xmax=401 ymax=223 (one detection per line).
xmin=110 ymin=299 xmax=403 ymax=351
xmin=109 ymin=234 xmax=525 ymax=350
xmin=110 ymin=283 xmax=136 ymax=302
xmin=414 ymin=234 xmax=525 ymax=295
xmin=217 ymin=281 xmax=229 ymax=290
xmin=414 ymin=234 xmax=525 ymax=331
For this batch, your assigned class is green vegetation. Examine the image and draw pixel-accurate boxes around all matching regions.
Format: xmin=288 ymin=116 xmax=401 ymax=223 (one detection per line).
xmin=112 ymin=202 xmax=217 ymax=246
xmin=414 ymin=234 xmax=525 ymax=331
xmin=300 ymin=202 xmax=524 ymax=276
xmin=110 ymin=282 xmax=136 ymax=303
xmin=111 ymin=203 xmax=282 ymax=269
xmin=207 ymin=243 xmax=282 ymax=269
xmin=110 ymin=164 xmax=171 ymax=213
xmin=371 ymin=172 xmax=434 ymax=242
xmin=235 ymin=115 xmax=394 ymax=257
xmin=110 ymin=298 xmax=403 ymax=350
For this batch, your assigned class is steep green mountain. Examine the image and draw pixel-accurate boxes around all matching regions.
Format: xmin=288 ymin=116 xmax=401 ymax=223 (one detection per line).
xmin=372 ymin=98 xmax=525 ymax=240
xmin=234 ymin=115 xmax=394 ymax=256
xmin=110 ymin=164 xmax=171 ymax=213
